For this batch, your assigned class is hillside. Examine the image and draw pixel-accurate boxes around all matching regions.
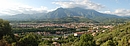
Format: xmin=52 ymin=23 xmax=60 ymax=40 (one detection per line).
xmin=94 ymin=23 xmax=130 ymax=46
xmin=0 ymin=13 xmax=46 ymax=21
xmin=46 ymin=7 xmax=128 ymax=23
xmin=46 ymin=17 xmax=98 ymax=23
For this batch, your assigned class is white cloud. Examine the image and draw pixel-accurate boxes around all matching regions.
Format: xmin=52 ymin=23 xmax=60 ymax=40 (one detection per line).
xmin=0 ymin=1 xmax=48 ymax=16
xmin=114 ymin=9 xmax=130 ymax=16
xmin=104 ymin=11 xmax=111 ymax=13
xmin=1 ymin=5 xmax=48 ymax=15
xmin=47 ymin=7 xmax=60 ymax=12
xmin=52 ymin=0 xmax=105 ymax=10
xmin=53 ymin=0 xmax=130 ymax=16
xmin=103 ymin=9 xmax=130 ymax=16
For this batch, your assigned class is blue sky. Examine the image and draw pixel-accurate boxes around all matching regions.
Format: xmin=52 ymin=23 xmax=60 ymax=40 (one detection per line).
xmin=0 ymin=0 xmax=130 ymax=16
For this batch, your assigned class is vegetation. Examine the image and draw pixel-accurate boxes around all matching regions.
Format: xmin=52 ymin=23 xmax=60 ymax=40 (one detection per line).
xmin=12 ymin=27 xmax=76 ymax=34
xmin=0 ymin=19 xmax=12 ymax=39
xmin=1 ymin=18 xmax=130 ymax=46
xmin=0 ymin=19 xmax=15 ymax=46
xmin=16 ymin=33 xmax=41 ymax=46
xmin=94 ymin=22 xmax=130 ymax=46
xmin=75 ymin=34 xmax=95 ymax=46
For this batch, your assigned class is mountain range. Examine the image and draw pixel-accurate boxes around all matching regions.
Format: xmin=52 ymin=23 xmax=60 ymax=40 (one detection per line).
xmin=0 ymin=7 xmax=129 ymax=23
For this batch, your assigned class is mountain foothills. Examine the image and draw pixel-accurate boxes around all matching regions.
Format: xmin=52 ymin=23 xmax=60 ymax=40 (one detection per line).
xmin=0 ymin=7 xmax=129 ymax=23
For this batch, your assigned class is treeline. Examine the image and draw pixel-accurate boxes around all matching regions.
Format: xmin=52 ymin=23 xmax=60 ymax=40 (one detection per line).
xmin=13 ymin=27 xmax=76 ymax=34
xmin=0 ymin=19 xmax=41 ymax=46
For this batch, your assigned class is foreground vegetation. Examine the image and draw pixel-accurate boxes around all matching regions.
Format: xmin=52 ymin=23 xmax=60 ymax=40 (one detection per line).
xmin=0 ymin=19 xmax=130 ymax=46
xmin=94 ymin=22 xmax=130 ymax=46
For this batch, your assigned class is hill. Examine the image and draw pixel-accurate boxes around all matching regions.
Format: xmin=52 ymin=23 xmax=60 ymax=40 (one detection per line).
xmin=46 ymin=7 xmax=129 ymax=23
xmin=94 ymin=22 xmax=130 ymax=46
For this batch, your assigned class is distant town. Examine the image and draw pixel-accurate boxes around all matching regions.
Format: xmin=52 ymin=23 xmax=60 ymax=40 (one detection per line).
xmin=11 ymin=22 xmax=114 ymax=36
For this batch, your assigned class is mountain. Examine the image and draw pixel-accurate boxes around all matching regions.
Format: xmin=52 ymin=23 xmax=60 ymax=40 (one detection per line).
xmin=46 ymin=7 xmax=119 ymax=18
xmin=46 ymin=7 xmax=80 ymax=18
xmin=0 ymin=13 xmax=46 ymax=21
xmin=0 ymin=7 xmax=129 ymax=23
xmin=45 ymin=17 xmax=98 ymax=23
xmin=45 ymin=7 xmax=129 ymax=23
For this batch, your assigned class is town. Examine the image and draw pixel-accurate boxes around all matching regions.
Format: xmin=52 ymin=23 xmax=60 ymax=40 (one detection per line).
xmin=11 ymin=22 xmax=114 ymax=38
xmin=10 ymin=22 xmax=116 ymax=46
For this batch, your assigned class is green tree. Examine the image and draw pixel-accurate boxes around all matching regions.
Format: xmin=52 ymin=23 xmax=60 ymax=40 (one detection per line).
xmin=101 ymin=40 xmax=115 ymax=46
xmin=75 ymin=34 xmax=95 ymax=46
xmin=0 ymin=19 xmax=11 ymax=39
xmin=2 ymin=35 xmax=14 ymax=43
xmin=118 ymin=34 xmax=130 ymax=46
xmin=96 ymin=38 xmax=102 ymax=45
xmin=17 ymin=33 xmax=41 ymax=46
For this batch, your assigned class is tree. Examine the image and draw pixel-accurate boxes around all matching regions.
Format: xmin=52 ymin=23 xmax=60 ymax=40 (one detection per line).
xmin=17 ymin=33 xmax=41 ymax=46
xmin=0 ymin=19 xmax=13 ymax=46
xmin=75 ymin=34 xmax=95 ymax=46
xmin=101 ymin=40 xmax=115 ymax=46
xmin=0 ymin=19 xmax=11 ymax=39
xmin=96 ymin=38 xmax=102 ymax=45
xmin=118 ymin=34 xmax=130 ymax=46
xmin=2 ymin=35 xmax=14 ymax=43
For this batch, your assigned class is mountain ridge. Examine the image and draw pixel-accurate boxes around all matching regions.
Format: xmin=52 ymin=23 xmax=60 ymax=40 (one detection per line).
xmin=0 ymin=7 xmax=129 ymax=23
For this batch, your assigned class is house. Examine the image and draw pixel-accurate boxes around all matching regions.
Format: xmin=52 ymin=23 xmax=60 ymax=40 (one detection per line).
xmin=43 ymin=32 xmax=51 ymax=36
xmin=52 ymin=38 xmax=59 ymax=41
xmin=102 ymin=30 xmax=106 ymax=32
xmin=92 ymin=32 xmax=96 ymax=36
xmin=74 ymin=32 xmax=84 ymax=36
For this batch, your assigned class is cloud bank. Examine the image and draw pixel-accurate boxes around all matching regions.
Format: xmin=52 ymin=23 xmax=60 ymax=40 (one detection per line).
xmin=0 ymin=2 xmax=48 ymax=16
xmin=104 ymin=9 xmax=130 ymax=16
xmin=53 ymin=0 xmax=105 ymax=10
xmin=0 ymin=0 xmax=129 ymax=16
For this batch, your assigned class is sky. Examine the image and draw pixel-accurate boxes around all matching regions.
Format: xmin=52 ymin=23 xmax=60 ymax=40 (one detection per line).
xmin=0 ymin=0 xmax=130 ymax=16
